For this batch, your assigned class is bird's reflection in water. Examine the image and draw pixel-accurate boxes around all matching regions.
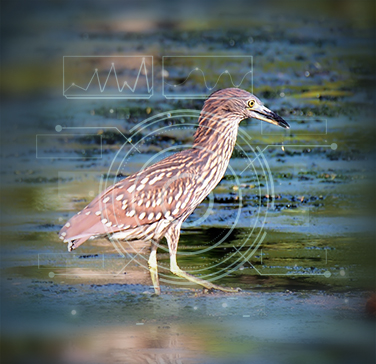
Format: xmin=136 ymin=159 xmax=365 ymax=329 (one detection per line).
xmin=61 ymin=325 xmax=205 ymax=364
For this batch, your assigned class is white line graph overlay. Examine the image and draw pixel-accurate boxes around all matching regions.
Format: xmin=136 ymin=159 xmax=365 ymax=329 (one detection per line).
xmin=164 ymin=68 xmax=253 ymax=91
xmin=163 ymin=56 xmax=253 ymax=99
xmin=63 ymin=56 xmax=153 ymax=99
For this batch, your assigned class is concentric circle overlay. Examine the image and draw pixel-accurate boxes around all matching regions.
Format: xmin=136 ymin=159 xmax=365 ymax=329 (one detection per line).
xmin=101 ymin=110 xmax=274 ymax=285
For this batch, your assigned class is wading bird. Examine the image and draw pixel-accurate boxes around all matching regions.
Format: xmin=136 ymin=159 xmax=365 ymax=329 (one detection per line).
xmin=59 ymin=88 xmax=289 ymax=294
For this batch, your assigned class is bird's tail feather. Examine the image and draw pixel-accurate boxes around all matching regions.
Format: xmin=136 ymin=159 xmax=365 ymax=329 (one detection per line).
xmin=59 ymin=209 xmax=104 ymax=251
xmin=66 ymin=236 xmax=90 ymax=252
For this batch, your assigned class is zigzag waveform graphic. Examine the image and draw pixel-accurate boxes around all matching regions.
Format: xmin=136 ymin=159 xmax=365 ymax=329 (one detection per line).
xmin=164 ymin=67 xmax=252 ymax=91
xmin=64 ymin=57 xmax=152 ymax=98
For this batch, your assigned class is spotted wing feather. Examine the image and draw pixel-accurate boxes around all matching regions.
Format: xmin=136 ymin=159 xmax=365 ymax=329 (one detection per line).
xmin=59 ymin=151 xmax=198 ymax=250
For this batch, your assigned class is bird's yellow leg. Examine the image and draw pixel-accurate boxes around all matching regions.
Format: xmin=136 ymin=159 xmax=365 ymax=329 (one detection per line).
xmin=169 ymin=252 xmax=241 ymax=293
xmin=148 ymin=241 xmax=160 ymax=295
xmin=165 ymin=222 xmax=241 ymax=293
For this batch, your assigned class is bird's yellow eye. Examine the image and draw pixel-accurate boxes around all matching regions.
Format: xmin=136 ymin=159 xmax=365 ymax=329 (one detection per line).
xmin=248 ymin=100 xmax=255 ymax=108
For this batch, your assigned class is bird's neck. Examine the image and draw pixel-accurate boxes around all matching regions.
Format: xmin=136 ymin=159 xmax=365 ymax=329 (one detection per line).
xmin=193 ymin=112 xmax=240 ymax=160
xmin=192 ymin=112 xmax=241 ymax=190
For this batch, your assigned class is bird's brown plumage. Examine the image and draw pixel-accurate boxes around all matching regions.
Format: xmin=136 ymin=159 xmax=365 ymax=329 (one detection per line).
xmin=59 ymin=88 xmax=289 ymax=293
xmin=60 ymin=150 xmax=200 ymax=250
xmin=60 ymin=88 xmax=250 ymax=250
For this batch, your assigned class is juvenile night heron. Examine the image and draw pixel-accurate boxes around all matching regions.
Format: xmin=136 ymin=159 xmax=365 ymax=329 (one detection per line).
xmin=59 ymin=88 xmax=289 ymax=294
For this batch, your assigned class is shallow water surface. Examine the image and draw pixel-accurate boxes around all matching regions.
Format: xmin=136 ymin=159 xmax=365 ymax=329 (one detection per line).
xmin=1 ymin=1 xmax=375 ymax=363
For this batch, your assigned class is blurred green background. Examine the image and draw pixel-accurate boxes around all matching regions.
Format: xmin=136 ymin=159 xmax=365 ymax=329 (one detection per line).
xmin=1 ymin=0 xmax=375 ymax=363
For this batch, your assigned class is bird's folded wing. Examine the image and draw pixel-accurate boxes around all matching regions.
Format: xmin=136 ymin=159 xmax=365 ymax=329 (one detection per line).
xmin=59 ymin=172 xmax=197 ymax=245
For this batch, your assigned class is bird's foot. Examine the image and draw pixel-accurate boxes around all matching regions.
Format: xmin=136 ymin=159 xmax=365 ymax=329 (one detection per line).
xmin=170 ymin=265 xmax=241 ymax=294
xmin=203 ymin=285 xmax=242 ymax=294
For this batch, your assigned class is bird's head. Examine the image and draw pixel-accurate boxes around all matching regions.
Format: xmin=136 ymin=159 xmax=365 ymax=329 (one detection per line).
xmin=204 ymin=88 xmax=290 ymax=129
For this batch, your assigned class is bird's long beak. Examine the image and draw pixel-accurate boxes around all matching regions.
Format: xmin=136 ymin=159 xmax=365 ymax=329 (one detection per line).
xmin=252 ymin=104 xmax=290 ymax=129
